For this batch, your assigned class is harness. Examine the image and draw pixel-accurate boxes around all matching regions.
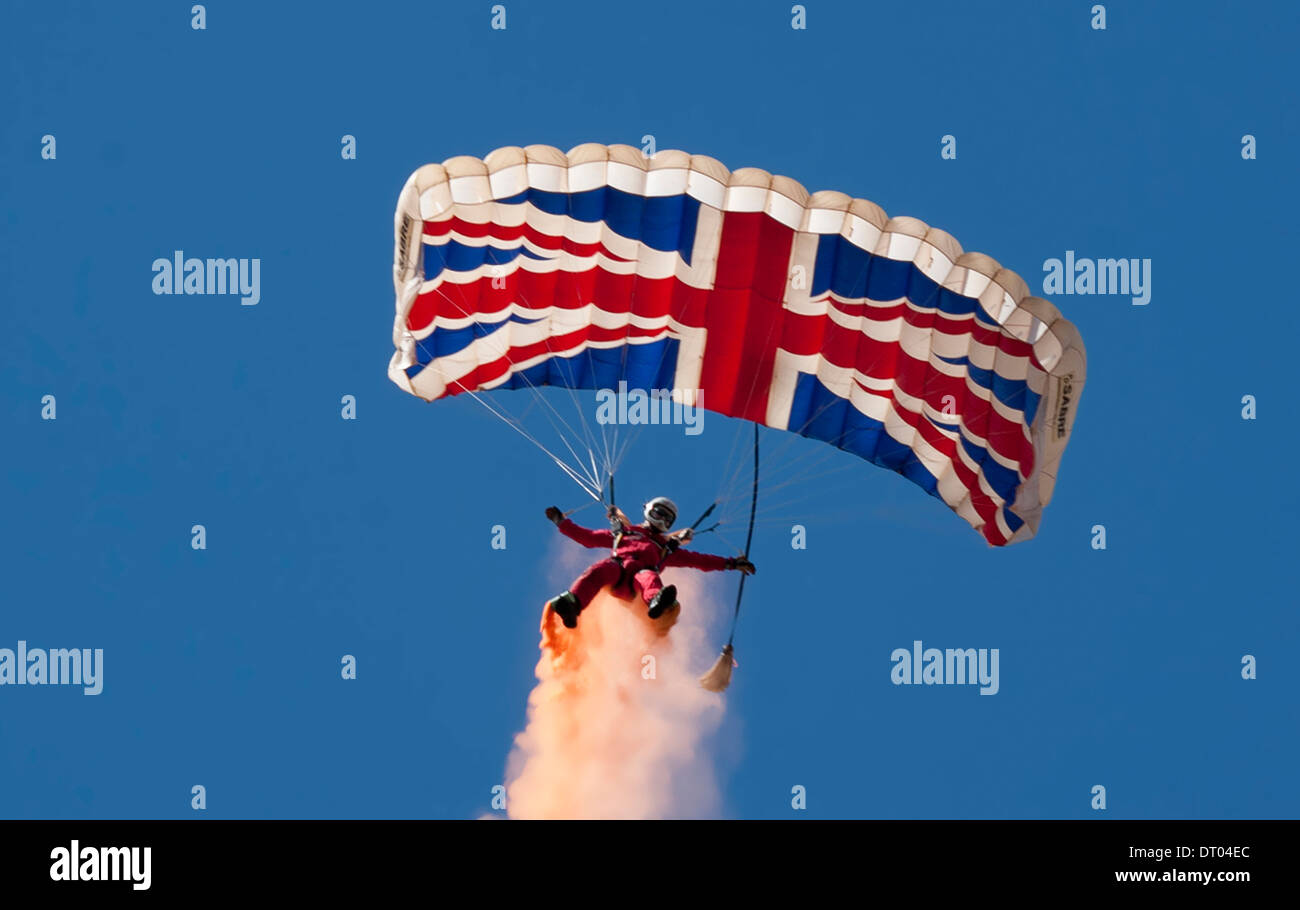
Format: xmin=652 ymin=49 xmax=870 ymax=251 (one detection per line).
xmin=607 ymin=523 xmax=678 ymax=589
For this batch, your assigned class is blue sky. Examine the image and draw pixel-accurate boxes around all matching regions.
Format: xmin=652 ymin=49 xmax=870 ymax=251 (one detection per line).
xmin=1 ymin=0 xmax=1296 ymax=819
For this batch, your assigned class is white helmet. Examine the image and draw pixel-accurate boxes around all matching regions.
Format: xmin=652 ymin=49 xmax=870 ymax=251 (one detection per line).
xmin=643 ymin=497 xmax=678 ymax=532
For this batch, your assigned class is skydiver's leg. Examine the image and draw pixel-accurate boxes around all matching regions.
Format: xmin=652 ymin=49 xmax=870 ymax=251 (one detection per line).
xmin=569 ymin=558 xmax=624 ymax=609
xmin=549 ymin=558 xmax=622 ymax=629
xmin=632 ymin=569 xmax=663 ymax=604
xmin=635 ymin=570 xmax=677 ymax=620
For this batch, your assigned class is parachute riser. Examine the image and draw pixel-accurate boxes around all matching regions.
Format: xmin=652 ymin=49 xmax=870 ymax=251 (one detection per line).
xmin=700 ymin=424 xmax=758 ymax=692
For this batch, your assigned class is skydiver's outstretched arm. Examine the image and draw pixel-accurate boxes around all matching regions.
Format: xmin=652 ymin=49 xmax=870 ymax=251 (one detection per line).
xmin=664 ymin=548 xmax=756 ymax=574
xmin=545 ymin=505 xmax=615 ymax=549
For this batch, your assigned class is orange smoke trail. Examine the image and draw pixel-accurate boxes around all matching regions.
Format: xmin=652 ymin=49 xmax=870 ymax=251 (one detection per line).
xmin=504 ymin=572 xmax=727 ymax=819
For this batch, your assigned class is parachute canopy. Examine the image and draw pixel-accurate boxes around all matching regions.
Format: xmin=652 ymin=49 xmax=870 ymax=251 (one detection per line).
xmin=389 ymin=144 xmax=1085 ymax=545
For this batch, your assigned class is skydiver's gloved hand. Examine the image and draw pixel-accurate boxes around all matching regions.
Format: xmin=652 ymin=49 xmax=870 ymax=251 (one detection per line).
xmin=545 ymin=506 xmax=564 ymax=526
xmin=664 ymin=527 xmax=692 ymax=553
xmin=727 ymin=557 xmax=756 ymax=575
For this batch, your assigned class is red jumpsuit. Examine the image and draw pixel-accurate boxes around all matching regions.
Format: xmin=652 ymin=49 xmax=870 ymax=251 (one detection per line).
xmin=557 ymin=518 xmax=733 ymax=609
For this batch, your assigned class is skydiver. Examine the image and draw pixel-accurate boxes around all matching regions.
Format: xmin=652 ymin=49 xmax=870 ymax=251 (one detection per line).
xmin=544 ymin=497 xmax=756 ymax=629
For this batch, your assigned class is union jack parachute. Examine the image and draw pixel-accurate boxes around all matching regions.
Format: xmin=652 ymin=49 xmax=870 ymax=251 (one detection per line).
xmin=388 ymin=144 xmax=1086 ymax=545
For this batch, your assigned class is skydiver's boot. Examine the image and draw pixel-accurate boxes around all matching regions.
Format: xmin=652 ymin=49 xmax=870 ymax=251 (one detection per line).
xmin=548 ymin=591 xmax=581 ymax=629
xmin=647 ymin=584 xmax=677 ymax=620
